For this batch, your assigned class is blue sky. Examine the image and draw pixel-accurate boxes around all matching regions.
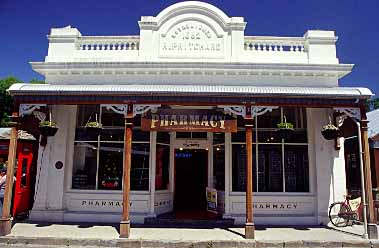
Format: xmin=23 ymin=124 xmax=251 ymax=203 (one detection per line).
xmin=1 ymin=0 xmax=378 ymax=95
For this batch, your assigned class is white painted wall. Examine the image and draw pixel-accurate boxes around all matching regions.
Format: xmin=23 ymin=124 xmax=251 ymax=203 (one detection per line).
xmin=30 ymin=105 xmax=76 ymax=221
xmin=36 ymin=1 xmax=348 ymax=88
xmin=308 ymin=108 xmax=346 ymax=225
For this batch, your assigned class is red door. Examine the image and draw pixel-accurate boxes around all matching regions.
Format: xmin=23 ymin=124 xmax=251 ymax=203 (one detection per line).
xmin=13 ymin=152 xmax=33 ymax=217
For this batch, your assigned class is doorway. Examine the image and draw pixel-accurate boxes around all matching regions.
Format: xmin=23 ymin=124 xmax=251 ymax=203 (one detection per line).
xmin=174 ymin=149 xmax=208 ymax=218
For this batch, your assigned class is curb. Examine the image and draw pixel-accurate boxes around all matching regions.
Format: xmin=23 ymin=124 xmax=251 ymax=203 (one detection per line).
xmin=0 ymin=236 xmax=374 ymax=247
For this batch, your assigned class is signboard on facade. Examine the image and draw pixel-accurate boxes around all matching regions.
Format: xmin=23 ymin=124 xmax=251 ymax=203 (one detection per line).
xmin=141 ymin=109 xmax=237 ymax=132
xmin=206 ymin=187 xmax=218 ymax=213
xmin=159 ymin=20 xmax=224 ymax=58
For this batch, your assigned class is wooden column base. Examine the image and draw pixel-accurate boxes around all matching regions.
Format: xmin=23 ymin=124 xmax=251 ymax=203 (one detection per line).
xmin=245 ymin=222 xmax=255 ymax=239
xmin=119 ymin=220 xmax=130 ymax=238
xmin=0 ymin=217 xmax=12 ymax=236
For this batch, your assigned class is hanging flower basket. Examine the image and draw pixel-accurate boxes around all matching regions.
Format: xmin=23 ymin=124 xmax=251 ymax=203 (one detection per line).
xmin=39 ymin=120 xmax=58 ymax=137
xmin=321 ymin=123 xmax=340 ymax=140
xmin=277 ymin=121 xmax=294 ymax=140
xmin=85 ymin=121 xmax=102 ymax=137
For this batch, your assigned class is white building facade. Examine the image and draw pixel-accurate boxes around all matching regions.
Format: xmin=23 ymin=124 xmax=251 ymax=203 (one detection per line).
xmin=8 ymin=1 xmax=373 ymax=231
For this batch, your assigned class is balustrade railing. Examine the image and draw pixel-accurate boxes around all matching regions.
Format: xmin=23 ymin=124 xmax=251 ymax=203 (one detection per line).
xmin=76 ymin=36 xmax=140 ymax=51
xmin=244 ymin=36 xmax=306 ymax=52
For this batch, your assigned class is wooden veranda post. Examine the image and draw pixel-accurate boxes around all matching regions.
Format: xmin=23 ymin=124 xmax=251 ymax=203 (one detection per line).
xmin=245 ymin=106 xmax=255 ymax=239
xmin=361 ymin=117 xmax=375 ymax=224
xmin=120 ymin=104 xmax=133 ymax=238
xmin=0 ymin=112 xmax=18 ymax=235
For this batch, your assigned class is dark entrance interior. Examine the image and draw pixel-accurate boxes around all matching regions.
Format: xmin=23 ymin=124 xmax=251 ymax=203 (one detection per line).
xmin=174 ymin=149 xmax=207 ymax=218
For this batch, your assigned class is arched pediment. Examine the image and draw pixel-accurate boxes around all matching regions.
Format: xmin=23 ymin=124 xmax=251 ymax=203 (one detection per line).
xmin=155 ymin=1 xmax=231 ymax=31
xmin=138 ymin=1 xmax=246 ymax=60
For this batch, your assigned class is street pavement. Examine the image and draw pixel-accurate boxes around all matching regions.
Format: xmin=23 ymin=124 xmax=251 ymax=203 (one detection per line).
xmin=0 ymin=222 xmax=375 ymax=247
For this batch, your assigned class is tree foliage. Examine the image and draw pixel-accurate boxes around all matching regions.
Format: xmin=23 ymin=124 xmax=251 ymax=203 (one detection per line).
xmin=0 ymin=77 xmax=44 ymax=126
xmin=366 ymin=97 xmax=379 ymax=112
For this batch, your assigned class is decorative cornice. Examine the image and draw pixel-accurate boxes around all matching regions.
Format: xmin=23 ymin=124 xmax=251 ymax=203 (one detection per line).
xmin=30 ymin=61 xmax=354 ymax=79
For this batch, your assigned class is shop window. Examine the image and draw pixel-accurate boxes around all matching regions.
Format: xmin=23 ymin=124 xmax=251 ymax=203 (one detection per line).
xmin=72 ymin=142 xmax=97 ymax=190
xmin=156 ymin=144 xmax=169 ymax=190
xmin=73 ymin=105 xmax=150 ymax=191
xmin=232 ymin=144 xmax=257 ymax=192
xmin=176 ymin=132 xmax=207 ymax=139
xmin=257 ymin=145 xmax=282 ymax=192
xmin=130 ymin=143 xmax=150 ymax=191
xmin=98 ymin=143 xmax=124 ymax=190
xmin=156 ymin=132 xmax=170 ymax=190
xmin=231 ymin=107 xmax=309 ymax=193
xmin=284 ymin=145 xmax=309 ymax=192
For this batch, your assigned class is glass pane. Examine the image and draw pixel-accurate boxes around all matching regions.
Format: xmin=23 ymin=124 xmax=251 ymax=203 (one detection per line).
xmin=213 ymin=133 xmax=225 ymax=145
xmin=132 ymin=128 xmax=150 ymax=142
xmin=257 ymin=131 xmax=281 ymax=143
xmin=100 ymin=108 xmax=124 ymax=127
xmin=156 ymin=144 xmax=170 ymax=190
xmin=98 ymin=143 xmax=123 ymax=190
xmin=283 ymin=107 xmax=307 ymax=129
xmin=213 ymin=144 xmax=225 ymax=190
xmin=100 ymin=128 xmax=124 ymax=142
xmin=131 ymin=143 xmax=150 ymax=191
xmin=157 ymin=132 xmax=170 ymax=144
xmin=284 ymin=129 xmax=308 ymax=143
xmin=232 ymin=144 xmax=256 ymax=192
xmin=72 ymin=142 xmax=98 ymax=190
xmin=20 ymin=158 xmax=28 ymax=187
xmin=76 ymin=105 xmax=100 ymax=127
xmin=75 ymin=127 xmax=100 ymax=141
xmin=232 ymin=130 xmax=246 ymax=143
xmin=257 ymin=108 xmax=281 ymax=129
xmin=257 ymin=144 xmax=283 ymax=192
xmin=191 ymin=132 xmax=207 ymax=139
xmin=75 ymin=105 xmax=101 ymax=141
xmin=284 ymin=145 xmax=309 ymax=192
xmin=176 ymin=132 xmax=191 ymax=139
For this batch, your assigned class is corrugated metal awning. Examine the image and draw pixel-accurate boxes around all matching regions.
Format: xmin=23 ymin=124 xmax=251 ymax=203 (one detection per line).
xmin=8 ymin=83 xmax=373 ymax=99
xmin=7 ymin=83 xmax=373 ymax=107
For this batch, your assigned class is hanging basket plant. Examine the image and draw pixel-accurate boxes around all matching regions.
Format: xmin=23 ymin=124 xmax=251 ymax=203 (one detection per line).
xmin=39 ymin=120 xmax=58 ymax=137
xmin=85 ymin=114 xmax=102 ymax=137
xmin=276 ymin=116 xmax=294 ymax=140
xmin=321 ymin=118 xmax=340 ymax=140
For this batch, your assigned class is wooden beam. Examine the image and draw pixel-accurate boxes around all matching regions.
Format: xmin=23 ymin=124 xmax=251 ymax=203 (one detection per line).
xmin=361 ymin=118 xmax=375 ymax=224
xmin=120 ymin=104 xmax=133 ymax=238
xmin=0 ymin=112 xmax=18 ymax=235
xmin=245 ymin=106 xmax=255 ymax=239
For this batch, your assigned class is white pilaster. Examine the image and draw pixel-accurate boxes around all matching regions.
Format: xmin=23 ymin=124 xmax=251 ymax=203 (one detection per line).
xmin=223 ymin=132 xmax=232 ymax=218
xmin=149 ymin=131 xmax=157 ymax=217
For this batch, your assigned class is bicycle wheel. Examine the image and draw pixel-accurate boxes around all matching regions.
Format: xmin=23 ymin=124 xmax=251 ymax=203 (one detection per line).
xmin=329 ymin=202 xmax=351 ymax=227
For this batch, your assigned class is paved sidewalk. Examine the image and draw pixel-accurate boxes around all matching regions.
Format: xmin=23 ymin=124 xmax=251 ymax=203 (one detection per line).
xmin=0 ymin=222 xmax=373 ymax=247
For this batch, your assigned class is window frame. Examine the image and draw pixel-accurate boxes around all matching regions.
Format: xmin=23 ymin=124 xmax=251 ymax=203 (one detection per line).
xmin=71 ymin=105 xmax=151 ymax=192
xmin=231 ymin=107 xmax=310 ymax=194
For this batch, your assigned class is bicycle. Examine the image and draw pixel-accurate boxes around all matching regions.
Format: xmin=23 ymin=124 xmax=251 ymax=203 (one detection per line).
xmin=328 ymin=191 xmax=363 ymax=227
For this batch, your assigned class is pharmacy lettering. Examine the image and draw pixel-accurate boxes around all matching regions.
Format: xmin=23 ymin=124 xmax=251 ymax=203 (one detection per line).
xmin=253 ymin=203 xmax=298 ymax=209
xmin=141 ymin=110 xmax=237 ymax=132
xmin=81 ymin=200 xmax=132 ymax=208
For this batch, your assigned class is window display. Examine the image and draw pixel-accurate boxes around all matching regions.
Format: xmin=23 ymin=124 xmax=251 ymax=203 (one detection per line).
xmin=72 ymin=105 xmax=150 ymax=191
xmin=232 ymin=107 xmax=309 ymax=193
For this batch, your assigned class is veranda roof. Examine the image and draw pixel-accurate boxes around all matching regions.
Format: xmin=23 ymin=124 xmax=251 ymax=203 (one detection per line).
xmin=8 ymin=83 xmax=373 ymax=106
